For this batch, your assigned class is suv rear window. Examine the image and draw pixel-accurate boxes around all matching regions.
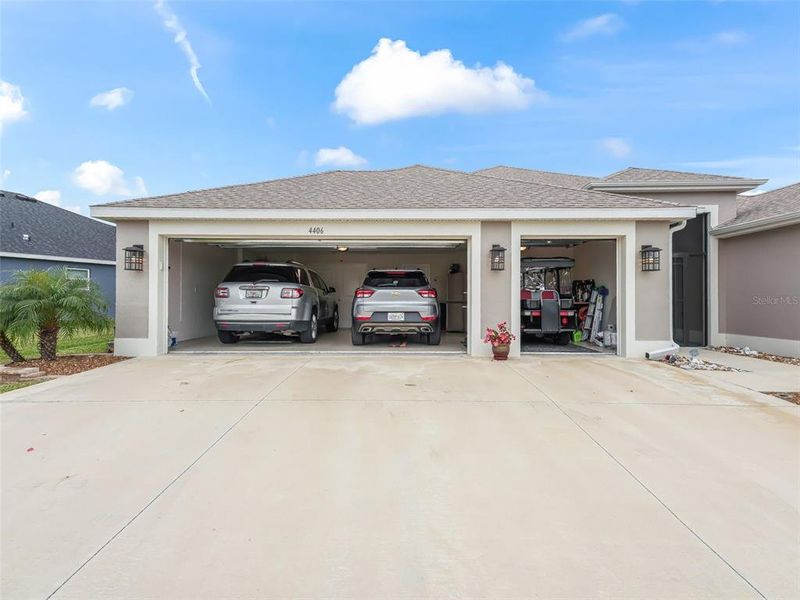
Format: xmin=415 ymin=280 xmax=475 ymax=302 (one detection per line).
xmin=363 ymin=270 xmax=429 ymax=288
xmin=223 ymin=265 xmax=302 ymax=284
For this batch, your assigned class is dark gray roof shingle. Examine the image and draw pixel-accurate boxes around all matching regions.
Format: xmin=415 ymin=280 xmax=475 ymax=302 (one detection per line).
xmin=721 ymin=182 xmax=800 ymax=229
xmin=95 ymin=165 xmax=686 ymax=211
xmin=473 ymin=166 xmax=597 ymax=189
xmin=1 ymin=190 xmax=115 ymax=261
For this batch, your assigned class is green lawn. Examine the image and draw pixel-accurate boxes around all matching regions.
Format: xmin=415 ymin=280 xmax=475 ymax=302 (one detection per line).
xmin=0 ymin=381 xmax=41 ymax=394
xmin=0 ymin=331 xmax=113 ymax=362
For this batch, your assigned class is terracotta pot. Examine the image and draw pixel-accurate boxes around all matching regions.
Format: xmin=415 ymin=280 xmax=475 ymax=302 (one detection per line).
xmin=492 ymin=343 xmax=510 ymax=361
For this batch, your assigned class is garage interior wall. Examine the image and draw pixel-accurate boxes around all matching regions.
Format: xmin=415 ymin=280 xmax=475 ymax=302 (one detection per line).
xmin=242 ymin=247 xmax=467 ymax=330
xmin=168 ymin=241 xmax=238 ymax=341
xmin=116 ymin=220 xmax=149 ymax=339
xmin=521 ymin=240 xmax=617 ymax=327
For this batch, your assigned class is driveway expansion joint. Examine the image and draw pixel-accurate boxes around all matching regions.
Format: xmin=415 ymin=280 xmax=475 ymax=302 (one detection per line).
xmin=505 ymin=362 xmax=769 ymax=600
xmin=44 ymin=358 xmax=310 ymax=599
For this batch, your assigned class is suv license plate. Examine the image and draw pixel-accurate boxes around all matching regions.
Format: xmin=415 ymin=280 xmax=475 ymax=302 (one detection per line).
xmin=245 ymin=290 xmax=263 ymax=299
xmin=387 ymin=312 xmax=405 ymax=321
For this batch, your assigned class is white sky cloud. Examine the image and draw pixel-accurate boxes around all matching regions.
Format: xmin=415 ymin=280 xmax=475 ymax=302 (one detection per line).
xmin=73 ymin=160 xmax=148 ymax=196
xmin=34 ymin=189 xmax=82 ymax=213
xmin=562 ymin=14 xmax=625 ymax=42
xmin=90 ymin=87 xmax=134 ymax=110
xmin=34 ymin=189 xmax=61 ymax=205
xmin=711 ymin=30 xmax=748 ymax=46
xmin=333 ymin=38 xmax=539 ymax=125
xmin=0 ymin=80 xmax=29 ymax=125
xmin=1 ymin=169 xmax=10 ymax=184
xmin=314 ymin=146 xmax=368 ymax=168
xmin=600 ymin=137 xmax=632 ymax=158
xmin=154 ymin=0 xmax=210 ymax=103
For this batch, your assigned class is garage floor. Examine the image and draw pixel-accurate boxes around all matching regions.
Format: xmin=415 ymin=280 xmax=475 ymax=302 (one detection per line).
xmin=2 ymin=354 xmax=797 ymax=599
xmin=171 ymin=329 xmax=467 ymax=353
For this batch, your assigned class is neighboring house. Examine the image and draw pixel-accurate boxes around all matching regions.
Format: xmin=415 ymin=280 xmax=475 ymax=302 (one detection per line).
xmin=1 ymin=190 xmax=117 ymax=315
xmin=713 ymin=183 xmax=800 ymax=357
xmin=481 ymin=166 xmax=799 ymax=356
xmin=92 ymin=164 xmax=778 ymax=359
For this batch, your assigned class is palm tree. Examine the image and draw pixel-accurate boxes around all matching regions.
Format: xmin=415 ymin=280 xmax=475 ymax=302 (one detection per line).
xmin=2 ymin=269 xmax=112 ymax=361
xmin=0 ymin=285 xmax=27 ymax=363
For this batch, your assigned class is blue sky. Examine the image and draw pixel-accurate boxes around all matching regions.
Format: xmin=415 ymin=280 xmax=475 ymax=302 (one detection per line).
xmin=1 ymin=1 xmax=798 ymax=214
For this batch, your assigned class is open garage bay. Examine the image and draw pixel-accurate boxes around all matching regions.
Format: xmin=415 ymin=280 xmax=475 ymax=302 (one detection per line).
xmin=167 ymin=238 xmax=470 ymax=354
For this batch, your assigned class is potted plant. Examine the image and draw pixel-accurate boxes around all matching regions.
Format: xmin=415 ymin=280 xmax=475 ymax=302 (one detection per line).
xmin=483 ymin=321 xmax=516 ymax=360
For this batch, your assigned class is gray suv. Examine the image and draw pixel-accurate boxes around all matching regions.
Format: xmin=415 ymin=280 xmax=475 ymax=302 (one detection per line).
xmin=213 ymin=261 xmax=338 ymax=344
xmin=351 ymin=269 xmax=441 ymax=346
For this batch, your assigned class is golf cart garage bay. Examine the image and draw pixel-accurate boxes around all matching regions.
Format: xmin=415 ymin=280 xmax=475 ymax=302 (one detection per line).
xmin=91 ymin=165 xmax=699 ymax=359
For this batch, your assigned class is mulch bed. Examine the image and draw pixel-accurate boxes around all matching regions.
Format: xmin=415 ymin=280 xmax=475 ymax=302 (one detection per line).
xmin=3 ymin=354 xmax=129 ymax=376
xmin=709 ymin=346 xmax=800 ymax=367
xmin=765 ymin=392 xmax=800 ymax=405
xmin=662 ymin=354 xmax=744 ymax=372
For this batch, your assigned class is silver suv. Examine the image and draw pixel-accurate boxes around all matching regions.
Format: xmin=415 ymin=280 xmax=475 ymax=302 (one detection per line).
xmin=351 ymin=269 xmax=441 ymax=346
xmin=213 ymin=261 xmax=338 ymax=344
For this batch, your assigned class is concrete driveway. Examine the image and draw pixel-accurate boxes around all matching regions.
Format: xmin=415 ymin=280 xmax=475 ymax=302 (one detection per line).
xmin=2 ymin=354 xmax=798 ymax=599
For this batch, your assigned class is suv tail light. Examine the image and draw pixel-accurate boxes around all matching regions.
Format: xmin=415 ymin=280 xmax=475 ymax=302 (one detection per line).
xmin=214 ymin=287 xmax=229 ymax=298
xmin=281 ymin=288 xmax=303 ymax=299
xmin=417 ymin=288 xmax=437 ymax=298
xmin=355 ymin=288 xmax=374 ymax=298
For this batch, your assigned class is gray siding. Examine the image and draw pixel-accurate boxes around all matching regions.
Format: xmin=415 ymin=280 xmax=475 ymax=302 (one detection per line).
xmin=0 ymin=256 xmax=116 ymax=316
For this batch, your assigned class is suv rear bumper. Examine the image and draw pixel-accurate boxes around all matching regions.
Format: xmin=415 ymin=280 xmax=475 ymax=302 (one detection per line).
xmin=354 ymin=320 xmax=436 ymax=335
xmin=215 ymin=319 xmax=310 ymax=333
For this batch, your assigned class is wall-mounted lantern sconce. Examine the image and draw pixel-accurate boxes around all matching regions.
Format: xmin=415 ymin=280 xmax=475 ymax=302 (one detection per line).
xmin=640 ymin=245 xmax=662 ymax=272
xmin=490 ymin=244 xmax=507 ymax=271
xmin=123 ymin=244 xmax=145 ymax=271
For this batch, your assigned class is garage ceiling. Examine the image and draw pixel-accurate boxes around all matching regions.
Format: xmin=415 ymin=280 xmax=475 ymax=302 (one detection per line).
xmin=175 ymin=238 xmax=466 ymax=250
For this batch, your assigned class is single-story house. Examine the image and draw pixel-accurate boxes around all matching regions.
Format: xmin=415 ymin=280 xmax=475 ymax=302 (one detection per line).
xmin=712 ymin=182 xmax=800 ymax=357
xmin=92 ymin=164 xmax=788 ymax=359
xmin=1 ymin=190 xmax=117 ymax=315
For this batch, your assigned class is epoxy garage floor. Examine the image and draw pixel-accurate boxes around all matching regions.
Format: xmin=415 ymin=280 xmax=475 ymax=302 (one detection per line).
xmin=2 ymin=355 xmax=798 ymax=599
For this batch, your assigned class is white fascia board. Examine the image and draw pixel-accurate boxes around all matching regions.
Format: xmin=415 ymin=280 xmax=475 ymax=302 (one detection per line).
xmin=587 ymin=179 xmax=768 ymax=193
xmin=711 ymin=213 xmax=800 ymax=238
xmin=0 ymin=251 xmax=116 ymax=266
xmin=90 ymin=206 xmax=697 ymax=222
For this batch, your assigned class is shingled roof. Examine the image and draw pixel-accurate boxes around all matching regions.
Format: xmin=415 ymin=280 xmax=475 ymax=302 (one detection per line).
xmin=600 ymin=167 xmax=757 ymax=184
xmin=1 ymin=190 xmax=115 ymax=261
xmin=473 ymin=166 xmax=597 ymax=190
xmin=715 ymin=182 xmax=800 ymax=233
xmin=94 ymin=165 xmax=686 ymax=211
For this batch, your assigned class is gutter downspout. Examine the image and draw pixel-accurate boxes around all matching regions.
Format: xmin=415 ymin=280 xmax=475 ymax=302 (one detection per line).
xmin=645 ymin=219 xmax=687 ymax=360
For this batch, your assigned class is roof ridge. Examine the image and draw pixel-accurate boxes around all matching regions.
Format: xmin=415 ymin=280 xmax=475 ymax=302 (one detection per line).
xmin=478 ymin=165 xmax=596 ymax=180
xmin=1 ymin=189 xmax=115 ymax=226
xmin=605 ymin=166 xmax=751 ymax=181
xmin=91 ymin=165 xmax=462 ymax=207
xmin=466 ymin=169 xmax=687 ymax=207
xmin=601 ymin=167 xmax=636 ymax=181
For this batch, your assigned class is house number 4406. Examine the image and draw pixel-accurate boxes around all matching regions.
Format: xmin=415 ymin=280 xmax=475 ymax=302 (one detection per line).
xmin=308 ymin=226 xmax=324 ymax=235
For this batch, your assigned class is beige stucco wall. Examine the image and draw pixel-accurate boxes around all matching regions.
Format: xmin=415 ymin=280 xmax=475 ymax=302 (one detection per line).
xmin=168 ymin=241 xmax=238 ymax=341
xmin=635 ymin=221 xmax=671 ymax=341
xmin=481 ymin=221 xmax=512 ymax=333
xmin=719 ymin=224 xmax=800 ymax=342
xmin=115 ymin=221 xmax=149 ymax=339
xmin=633 ymin=191 xmax=738 ymax=223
